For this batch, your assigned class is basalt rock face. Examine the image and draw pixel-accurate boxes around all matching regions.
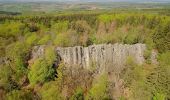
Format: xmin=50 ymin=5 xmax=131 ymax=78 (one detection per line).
xmin=30 ymin=44 xmax=146 ymax=73
xmin=56 ymin=44 xmax=146 ymax=73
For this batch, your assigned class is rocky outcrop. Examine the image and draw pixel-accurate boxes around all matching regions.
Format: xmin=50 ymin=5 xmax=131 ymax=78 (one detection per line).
xmin=30 ymin=43 xmax=146 ymax=74
xmin=56 ymin=43 xmax=146 ymax=73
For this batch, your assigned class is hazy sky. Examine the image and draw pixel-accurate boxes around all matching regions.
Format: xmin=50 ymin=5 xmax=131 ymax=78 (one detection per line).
xmin=1 ymin=0 xmax=170 ymax=2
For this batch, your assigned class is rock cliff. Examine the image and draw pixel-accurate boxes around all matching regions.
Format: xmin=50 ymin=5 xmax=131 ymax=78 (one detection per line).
xmin=56 ymin=43 xmax=146 ymax=73
xmin=31 ymin=43 xmax=146 ymax=74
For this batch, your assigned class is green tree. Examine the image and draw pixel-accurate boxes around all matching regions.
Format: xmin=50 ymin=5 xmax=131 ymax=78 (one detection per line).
xmin=153 ymin=21 xmax=170 ymax=53
xmin=147 ymin=52 xmax=170 ymax=99
xmin=28 ymin=46 xmax=56 ymax=86
xmin=0 ymin=21 xmax=26 ymax=38
xmin=122 ymin=57 xmax=152 ymax=100
xmin=0 ymin=65 xmax=13 ymax=91
xmin=6 ymin=42 xmax=29 ymax=85
xmin=85 ymin=74 xmax=109 ymax=100
xmin=51 ymin=21 xmax=69 ymax=33
xmin=53 ymin=32 xmax=78 ymax=47
xmin=25 ymin=33 xmax=38 ymax=46
xmin=38 ymin=81 xmax=63 ymax=100
xmin=38 ymin=34 xmax=51 ymax=45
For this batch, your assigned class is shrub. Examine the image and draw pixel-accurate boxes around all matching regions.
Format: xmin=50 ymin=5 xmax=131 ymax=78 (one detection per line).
xmin=144 ymin=49 xmax=152 ymax=64
xmin=51 ymin=21 xmax=69 ymax=33
xmin=89 ymin=33 xmax=118 ymax=44
xmin=86 ymin=74 xmax=109 ymax=100
xmin=28 ymin=58 xmax=54 ymax=85
xmin=38 ymin=81 xmax=63 ymax=100
xmin=37 ymin=34 xmax=51 ymax=45
xmin=121 ymin=56 xmax=152 ymax=100
xmin=122 ymin=57 xmax=145 ymax=87
xmin=6 ymin=42 xmax=29 ymax=83
xmin=0 ymin=65 xmax=13 ymax=91
xmin=153 ymin=21 xmax=170 ymax=53
xmin=147 ymin=65 xmax=170 ymax=99
xmin=0 ymin=21 xmax=26 ymax=38
xmin=71 ymin=20 xmax=91 ymax=34
xmin=28 ymin=23 xmax=39 ymax=32
xmin=158 ymin=51 xmax=170 ymax=66
xmin=44 ymin=46 xmax=56 ymax=65
xmin=53 ymin=32 xmax=78 ymax=47
xmin=55 ymin=64 xmax=93 ymax=98
xmin=28 ymin=46 xmax=56 ymax=86
xmin=25 ymin=33 xmax=38 ymax=46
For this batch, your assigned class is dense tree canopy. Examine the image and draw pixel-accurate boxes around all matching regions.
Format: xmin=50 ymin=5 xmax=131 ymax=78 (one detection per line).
xmin=0 ymin=10 xmax=170 ymax=100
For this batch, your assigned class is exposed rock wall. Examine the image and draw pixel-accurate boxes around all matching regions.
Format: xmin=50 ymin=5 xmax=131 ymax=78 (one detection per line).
xmin=56 ymin=43 xmax=146 ymax=73
xmin=30 ymin=43 xmax=146 ymax=73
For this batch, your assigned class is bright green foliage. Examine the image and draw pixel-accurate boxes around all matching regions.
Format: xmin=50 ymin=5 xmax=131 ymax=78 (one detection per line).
xmin=0 ymin=21 xmax=26 ymax=38
xmin=39 ymin=81 xmax=63 ymax=100
xmin=90 ymin=25 xmax=150 ymax=45
xmin=70 ymin=88 xmax=84 ymax=100
xmin=113 ymin=26 xmax=146 ymax=44
xmin=89 ymin=33 xmax=117 ymax=44
xmin=123 ymin=57 xmax=145 ymax=87
xmin=111 ymin=27 xmax=127 ymax=43
xmin=147 ymin=57 xmax=170 ymax=99
xmin=1 ymin=13 xmax=170 ymax=51
xmin=53 ymin=32 xmax=78 ymax=47
xmin=122 ymin=57 xmax=152 ymax=100
xmin=6 ymin=90 xmax=35 ymax=100
xmin=123 ymin=56 xmax=170 ymax=99
xmin=53 ymin=33 xmax=70 ymax=46
xmin=38 ymin=34 xmax=51 ymax=45
xmin=98 ymin=13 xmax=170 ymax=50
xmin=158 ymin=51 xmax=170 ymax=66
xmin=123 ymin=33 xmax=138 ymax=44
xmin=98 ymin=13 xmax=166 ymax=27
xmin=37 ymin=23 xmax=50 ymax=32
xmin=44 ymin=46 xmax=56 ymax=65
xmin=153 ymin=20 xmax=170 ymax=52
xmin=0 ymin=65 xmax=13 ymax=91
xmin=6 ymin=42 xmax=28 ymax=82
xmin=56 ymin=63 xmax=64 ymax=82
xmin=51 ymin=21 xmax=69 ymax=33
xmin=28 ymin=46 xmax=56 ymax=86
xmin=28 ymin=58 xmax=54 ymax=85
xmin=0 ymin=36 xmax=14 ymax=57
xmin=153 ymin=93 xmax=166 ymax=100
xmin=86 ymin=74 xmax=109 ymax=100
xmin=25 ymin=33 xmax=38 ymax=46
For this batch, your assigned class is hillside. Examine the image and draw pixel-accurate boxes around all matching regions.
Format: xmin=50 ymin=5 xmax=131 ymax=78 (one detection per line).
xmin=0 ymin=3 xmax=170 ymax=100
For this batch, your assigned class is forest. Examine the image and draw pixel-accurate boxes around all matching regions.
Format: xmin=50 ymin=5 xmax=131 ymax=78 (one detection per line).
xmin=0 ymin=7 xmax=170 ymax=100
